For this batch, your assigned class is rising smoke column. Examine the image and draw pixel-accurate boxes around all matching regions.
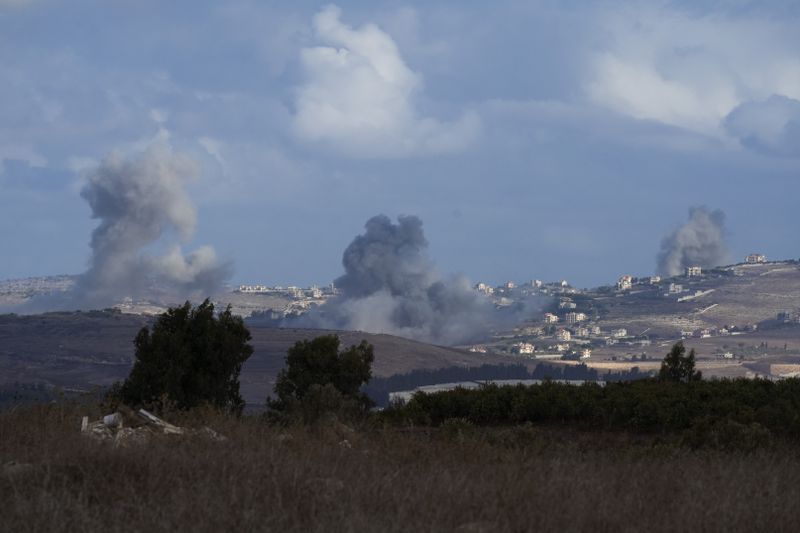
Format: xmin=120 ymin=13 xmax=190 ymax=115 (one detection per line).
xmin=656 ymin=206 xmax=730 ymax=277
xmin=40 ymin=143 xmax=230 ymax=310
xmin=301 ymin=214 xmax=518 ymax=346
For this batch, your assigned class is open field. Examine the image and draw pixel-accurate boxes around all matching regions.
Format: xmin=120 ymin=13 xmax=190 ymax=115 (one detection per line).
xmin=3 ymin=404 xmax=800 ymax=532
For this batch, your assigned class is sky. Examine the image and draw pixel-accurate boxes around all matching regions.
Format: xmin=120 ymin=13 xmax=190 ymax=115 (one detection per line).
xmin=1 ymin=0 xmax=798 ymax=290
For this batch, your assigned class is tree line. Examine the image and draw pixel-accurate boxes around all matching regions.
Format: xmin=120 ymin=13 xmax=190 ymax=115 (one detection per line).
xmin=107 ymin=300 xmax=800 ymax=446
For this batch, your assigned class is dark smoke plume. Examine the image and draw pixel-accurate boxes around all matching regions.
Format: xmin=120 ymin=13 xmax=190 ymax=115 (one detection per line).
xmin=299 ymin=214 xmax=539 ymax=345
xmin=656 ymin=206 xmax=729 ymax=277
xmin=19 ymin=144 xmax=230 ymax=312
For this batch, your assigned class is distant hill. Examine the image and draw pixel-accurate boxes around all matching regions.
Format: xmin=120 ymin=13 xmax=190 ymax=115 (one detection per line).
xmin=0 ymin=311 xmax=519 ymax=405
xmin=592 ymin=261 xmax=800 ymax=337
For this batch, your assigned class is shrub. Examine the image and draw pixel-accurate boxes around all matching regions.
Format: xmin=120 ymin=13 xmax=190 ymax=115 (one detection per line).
xmin=268 ymin=335 xmax=374 ymax=422
xmin=117 ymin=299 xmax=253 ymax=413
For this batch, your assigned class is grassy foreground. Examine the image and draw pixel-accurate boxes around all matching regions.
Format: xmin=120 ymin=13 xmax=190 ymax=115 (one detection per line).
xmin=3 ymin=404 xmax=800 ymax=532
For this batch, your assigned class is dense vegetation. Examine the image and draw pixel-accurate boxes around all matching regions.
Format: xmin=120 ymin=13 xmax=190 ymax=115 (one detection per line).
xmin=384 ymin=378 xmax=800 ymax=446
xmin=115 ymin=300 xmax=253 ymax=413
xmin=268 ymin=334 xmax=375 ymax=422
xmin=364 ymin=363 xmax=650 ymax=407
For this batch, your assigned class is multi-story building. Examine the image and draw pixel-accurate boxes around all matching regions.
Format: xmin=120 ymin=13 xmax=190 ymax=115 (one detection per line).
xmin=574 ymin=326 xmax=590 ymax=338
xmin=745 ymin=254 xmax=767 ymax=264
xmin=668 ymin=283 xmax=684 ymax=294
xmin=555 ymin=329 xmax=572 ymax=341
xmin=617 ymin=275 xmax=633 ymax=291
xmin=475 ymin=282 xmax=495 ymax=295
xmin=512 ymin=342 xmax=535 ymax=355
xmin=544 ymin=312 xmax=559 ymax=324
xmin=565 ymin=312 xmax=587 ymax=324
xmin=685 ymin=266 xmax=703 ymax=277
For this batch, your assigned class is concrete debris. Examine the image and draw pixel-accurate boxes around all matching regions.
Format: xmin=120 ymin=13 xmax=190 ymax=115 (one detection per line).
xmin=80 ymin=405 xmax=226 ymax=446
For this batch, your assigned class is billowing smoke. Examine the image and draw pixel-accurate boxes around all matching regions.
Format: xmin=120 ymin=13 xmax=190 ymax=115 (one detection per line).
xmin=657 ymin=206 xmax=729 ymax=277
xmin=299 ymin=215 xmax=536 ymax=346
xmin=21 ymin=144 xmax=230 ymax=312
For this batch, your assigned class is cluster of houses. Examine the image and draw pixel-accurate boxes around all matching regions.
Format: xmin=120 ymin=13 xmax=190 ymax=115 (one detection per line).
xmin=237 ymin=283 xmax=337 ymax=300
xmin=475 ymin=279 xmax=574 ymax=298
xmin=680 ymin=324 xmax=757 ymax=339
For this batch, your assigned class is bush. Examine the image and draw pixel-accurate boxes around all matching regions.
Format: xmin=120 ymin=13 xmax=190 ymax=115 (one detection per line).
xmin=117 ymin=299 xmax=253 ymax=413
xmin=268 ymin=335 xmax=374 ymax=422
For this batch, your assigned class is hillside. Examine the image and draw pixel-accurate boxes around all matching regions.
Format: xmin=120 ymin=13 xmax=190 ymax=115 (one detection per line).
xmin=593 ymin=261 xmax=800 ymax=336
xmin=0 ymin=311 xmax=518 ymax=405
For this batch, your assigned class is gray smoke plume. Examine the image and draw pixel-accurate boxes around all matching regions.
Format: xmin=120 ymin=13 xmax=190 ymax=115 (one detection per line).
xmin=657 ymin=206 xmax=729 ymax=277
xmin=300 ymin=214 xmax=536 ymax=345
xmin=19 ymin=144 xmax=230 ymax=312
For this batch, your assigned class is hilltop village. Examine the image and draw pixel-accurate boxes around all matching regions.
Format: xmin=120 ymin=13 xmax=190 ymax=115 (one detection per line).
xmin=4 ymin=254 xmax=800 ymax=380
xmin=468 ymin=255 xmax=800 ymax=365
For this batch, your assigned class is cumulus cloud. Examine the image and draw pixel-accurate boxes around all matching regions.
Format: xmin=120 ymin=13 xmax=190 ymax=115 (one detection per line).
xmin=657 ymin=206 xmax=729 ymax=277
xmin=297 ymin=214 xmax=535 ymax=345
xmin=587 ymin=6 xmax=800 ymax=141
xmin=724 ymin=95 xmax=800 ymax=158
xmin=292 ymin=5 xmax=479 ymax=158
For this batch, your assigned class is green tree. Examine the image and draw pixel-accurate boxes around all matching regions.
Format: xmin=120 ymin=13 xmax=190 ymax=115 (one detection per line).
xmin=269 ymin=335 xmax=374 ymax=419
xmin=658 ymin=341 xmax=702 ymax=383
xmin=118 ymin=299 xmax=253 ymax=413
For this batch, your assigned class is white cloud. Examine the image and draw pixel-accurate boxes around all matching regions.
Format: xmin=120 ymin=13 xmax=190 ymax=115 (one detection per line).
xmin=0 ymin=143 xmax=47 ymax=176
xmin=724 ymin=95 xmax=800 ymax=157
xmin=586 ymin=6 xmax=800 ymax=140
xmin=292 ymin=5 xmax=479 ymax=158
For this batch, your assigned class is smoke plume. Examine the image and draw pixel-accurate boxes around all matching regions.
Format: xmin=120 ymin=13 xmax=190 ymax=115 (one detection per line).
xmin=299 ymin=214 xmax=534 ymax=346
xmin=656 ymin=206 xmax=729 ymax=277
xmin=21 ymin=144 xmax=230 ymax=312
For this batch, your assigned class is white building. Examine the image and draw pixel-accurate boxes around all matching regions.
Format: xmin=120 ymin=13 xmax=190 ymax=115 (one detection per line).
xmin=686 ymin=266 xmax=702 ymax=277
xmin=611 ymin=328 xmax=627 ymax=338
xmin=574 ymin=326 xmax=589 ymax=338
xmin=512 ymin=342 xmax=535 ymax=355
xmin=555 ymin=329 xmax=572 ymax=341
xmin=475 ymin=283 xmax=494 ymax=295
xmin=565 ymin=312 xmax=587 ymax=324
xmin=580 ymin=348 xmax=592 ymax=359
xmin=238 ymin=284 xmax=269 ymax=293
xmin=617 ymin=275 xmax=633 ymax=291
xmin=745 ymin=254 xmax=767 ymax=264
xmin=544 ymin=312 xmax=559 ymax=324
xmin=668 ymin=283 xmax=684 ymax=294
xmin=649 ymin=276 xmax=661 ymax=285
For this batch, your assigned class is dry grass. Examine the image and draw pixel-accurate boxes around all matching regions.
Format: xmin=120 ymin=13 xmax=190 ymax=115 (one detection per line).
xmin=2 ymin=404 xmax=800 ymax=532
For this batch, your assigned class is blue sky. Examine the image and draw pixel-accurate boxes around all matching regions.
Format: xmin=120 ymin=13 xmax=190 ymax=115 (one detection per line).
xmin=0 ymin=0 xmax=798 ymax=289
